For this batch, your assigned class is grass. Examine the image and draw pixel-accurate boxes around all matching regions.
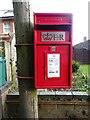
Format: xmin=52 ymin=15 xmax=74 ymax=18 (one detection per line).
xmin=79 ymin=64 xmax=89 ymax=76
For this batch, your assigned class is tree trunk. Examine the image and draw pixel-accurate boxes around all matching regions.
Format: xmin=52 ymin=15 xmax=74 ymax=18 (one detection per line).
xmin=13 ymin=1 xmax=38 ymax=118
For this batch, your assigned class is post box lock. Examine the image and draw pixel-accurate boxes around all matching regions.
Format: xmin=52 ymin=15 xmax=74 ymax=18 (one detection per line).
xmin=48 ymin=46 xmax=56 ymax=51
xmin=52 ymin=46 xmax=56 ymax=51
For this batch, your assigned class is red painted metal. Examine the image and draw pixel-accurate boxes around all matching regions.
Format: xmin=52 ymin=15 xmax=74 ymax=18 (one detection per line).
xmin=34 ymin=13 xmax=72 ymax=25
xmin=34 ymin=13 xmax=73 ymax=89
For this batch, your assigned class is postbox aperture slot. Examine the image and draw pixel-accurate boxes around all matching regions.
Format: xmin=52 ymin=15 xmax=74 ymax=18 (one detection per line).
xmin=36 ymin=25 xmax=71 ymax=31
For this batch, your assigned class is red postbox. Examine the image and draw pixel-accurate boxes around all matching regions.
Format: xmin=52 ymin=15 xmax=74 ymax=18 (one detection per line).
xmin=34 ymin=13 xmax=73 ymax=89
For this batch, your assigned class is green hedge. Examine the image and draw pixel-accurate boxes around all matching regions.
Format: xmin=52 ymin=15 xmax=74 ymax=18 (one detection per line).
xmin=72 ymin=60 xmax=80 ymax=73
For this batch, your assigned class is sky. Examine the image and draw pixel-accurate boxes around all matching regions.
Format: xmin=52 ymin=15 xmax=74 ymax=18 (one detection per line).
xmin=0 ymin=0 xmax=89 ymax=45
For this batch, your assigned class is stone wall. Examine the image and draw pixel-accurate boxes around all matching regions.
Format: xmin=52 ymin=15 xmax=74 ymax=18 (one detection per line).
xmin=0 ymin=82 xmax=12 ymax=119
xmin=0 ymin=96 xmax=2 ymax=120
xmin=6 ymin=91 xmax=90 ymax=119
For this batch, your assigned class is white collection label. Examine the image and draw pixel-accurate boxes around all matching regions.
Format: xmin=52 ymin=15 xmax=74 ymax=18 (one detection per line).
xmin=48 ymin=54 xmax=60 ymax=78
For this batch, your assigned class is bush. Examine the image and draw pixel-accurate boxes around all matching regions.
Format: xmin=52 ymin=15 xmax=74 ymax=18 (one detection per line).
xmin=72 ymin=60 xmax=80 ymax=73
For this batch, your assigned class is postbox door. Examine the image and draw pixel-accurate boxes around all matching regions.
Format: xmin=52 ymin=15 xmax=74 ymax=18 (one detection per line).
xmin=36 ymin=45 xmax=70 ymax=88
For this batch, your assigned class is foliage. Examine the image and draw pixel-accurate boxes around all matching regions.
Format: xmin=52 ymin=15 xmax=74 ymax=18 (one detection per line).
xmin=71 ymin=64 xmax=89 ymax=92
xmin=8 ymin=64 xmax=19 ymax=93
xmin=8 ymin=80 xmax=19 ymax=93
xmin=72 ymin=60 xmax=80 ymax=73
xmin=79 ymin=65 xmax=89 ymax=75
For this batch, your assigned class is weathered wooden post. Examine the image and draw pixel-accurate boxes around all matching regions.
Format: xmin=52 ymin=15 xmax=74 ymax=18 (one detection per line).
xmin=13 ymin=0 xmax=38 ymax=118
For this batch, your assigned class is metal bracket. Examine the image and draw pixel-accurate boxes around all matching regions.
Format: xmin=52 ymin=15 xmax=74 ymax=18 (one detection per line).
xmin=15 ymin=43 xmax=33 ymax=47
xmin=17 ymin=76 xmax=34 ymax=79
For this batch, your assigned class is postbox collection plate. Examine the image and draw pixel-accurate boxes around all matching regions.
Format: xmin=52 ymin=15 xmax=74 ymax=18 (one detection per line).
xmin=41 ymin=32 xmax=65 ymax=42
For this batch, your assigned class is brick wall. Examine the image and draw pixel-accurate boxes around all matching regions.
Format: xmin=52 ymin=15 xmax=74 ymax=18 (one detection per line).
xmin=0 ymin=19 xmax=14 ymax=34
xmin=6 ymin=92 xmax=90 ymax=119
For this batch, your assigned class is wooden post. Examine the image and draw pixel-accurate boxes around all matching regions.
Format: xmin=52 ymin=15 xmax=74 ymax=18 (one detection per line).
xmin=13 ymin=1 xmax=38 ymax=118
